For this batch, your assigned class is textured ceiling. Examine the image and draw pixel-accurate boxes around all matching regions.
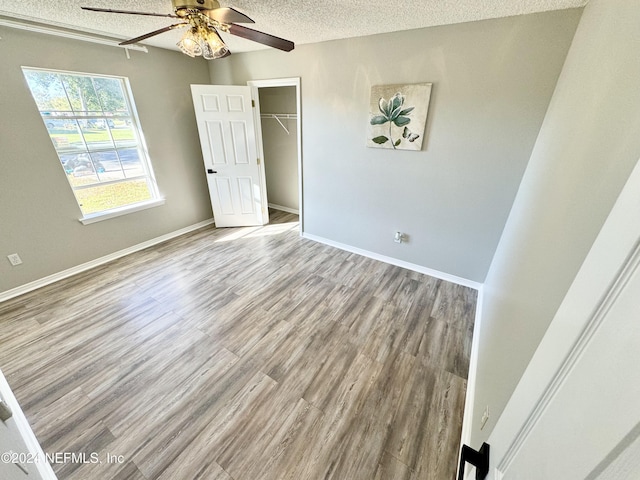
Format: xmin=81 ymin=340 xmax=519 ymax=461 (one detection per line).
xmin=0 ymin=0 xmax=587 ymax=53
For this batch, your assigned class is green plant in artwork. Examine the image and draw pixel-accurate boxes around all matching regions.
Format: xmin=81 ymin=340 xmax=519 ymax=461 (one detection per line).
xmin=370 ymin=92 xmax=414 ymax=149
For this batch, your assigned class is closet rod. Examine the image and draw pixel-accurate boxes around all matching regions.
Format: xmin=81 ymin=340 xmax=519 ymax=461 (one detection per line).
xmin=260 ymin=113 xmax=296 ymax=135
xmin=260 ymin=113 xmax=297 ymax=118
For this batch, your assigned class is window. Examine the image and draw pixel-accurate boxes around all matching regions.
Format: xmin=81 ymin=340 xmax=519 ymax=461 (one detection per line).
xmin=22 ymin=68 xmax=161 ymax=222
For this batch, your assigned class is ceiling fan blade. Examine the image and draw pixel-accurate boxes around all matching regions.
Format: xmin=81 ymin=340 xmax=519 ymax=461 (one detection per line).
xmin=206 ymin=7 xmax=254 ymax=24
xmin=81 ymin=7 xmax=179 ymax=19
xmin=119 ymin=23 xmax=189 ymax=46
xmin=228 ymin=24 xmax=294 ymax=52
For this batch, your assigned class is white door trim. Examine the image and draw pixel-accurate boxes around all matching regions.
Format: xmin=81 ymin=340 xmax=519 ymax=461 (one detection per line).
xmin=247 ymin=78 xmax=303 ymax=234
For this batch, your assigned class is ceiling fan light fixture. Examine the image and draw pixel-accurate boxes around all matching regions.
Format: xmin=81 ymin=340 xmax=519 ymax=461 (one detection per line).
xmin=202 ymin=42 xmax=226 ymax=60
xmin=177 ymin=28 xmax=202 ymax=57
xmin=82 ymin=2 xmax=293 ymax=57
xmin=200 ymin=27 xmax=228 ymax=59
xmin=202 ymin=42 xmax=229 ymax=59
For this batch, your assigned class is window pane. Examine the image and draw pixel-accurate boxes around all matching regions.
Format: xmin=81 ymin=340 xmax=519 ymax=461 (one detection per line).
xmin=113 ymin=120 xmax=137 ymax=148
xmin=50 ymin=122 xmax=87 ymax=152
xmin=74 ymin=179 xmax=153 ymax=215
xmin=91 ymin=151 xmax=125 ymax=182
xmin=93 ymin=77 xmax=129 ymax=116
xmin=60 ymin=75 xmax=102 ymax=116
xmin=119 ymin=148 xmax=146 ymax=178
xmin=45 ymin=118 xmax=75 ymax=133
xmin=61 ymin=153 xmax=100 ymax=186
xmin=77 ymin=119 xmax=115 ymax=151
xmin=24 ymin=71 xmax=71 ymax=112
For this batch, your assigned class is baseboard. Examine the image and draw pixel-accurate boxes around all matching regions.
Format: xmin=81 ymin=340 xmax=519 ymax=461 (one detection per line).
xmin=0 ymin=218 xmax=215 ymax=303
xmin=301 ymin=232 xmax=482 ymax=290
xmin=268 ymin=203 xmax=299 ymax=215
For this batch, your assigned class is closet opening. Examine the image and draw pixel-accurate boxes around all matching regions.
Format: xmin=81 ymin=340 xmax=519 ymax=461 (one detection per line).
xmin=249 ymin=78 xmax=302 ymax=233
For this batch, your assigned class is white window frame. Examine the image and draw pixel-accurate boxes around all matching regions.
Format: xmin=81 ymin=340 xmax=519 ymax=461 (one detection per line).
xmin=22 ymin=67 xmax=164 ymax=224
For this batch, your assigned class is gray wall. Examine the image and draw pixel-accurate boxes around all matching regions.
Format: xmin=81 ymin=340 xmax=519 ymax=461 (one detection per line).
xmin=472 ymin=0 xmax=640 ymax=447
xmin=258 ymin=86 xmax=299 ymax=211
xmin=0 ymin=28 xmax=212 ymax=294
xmin=210 ymin=10 xmax=582 ymax=282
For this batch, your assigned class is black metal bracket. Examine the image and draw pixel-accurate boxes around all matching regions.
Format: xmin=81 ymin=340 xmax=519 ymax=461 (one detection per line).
xmin=458 ymin=443 xmax=490 ymax=480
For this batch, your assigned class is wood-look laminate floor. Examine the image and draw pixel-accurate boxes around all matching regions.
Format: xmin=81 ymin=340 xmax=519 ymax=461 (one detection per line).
xmin=0 ymin=210 xmax=477 ymax=480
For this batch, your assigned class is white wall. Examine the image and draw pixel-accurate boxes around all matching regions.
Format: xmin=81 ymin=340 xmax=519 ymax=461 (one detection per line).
xmin=0 ymin=28 xmax=213 ymax=294
xmin=210 ymin=10 xmax=582 ymax=282
xmin=471 ymin=0 xmax=640 ymax=450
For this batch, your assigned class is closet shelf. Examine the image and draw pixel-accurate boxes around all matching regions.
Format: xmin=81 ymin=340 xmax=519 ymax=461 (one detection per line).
xmin=260 ymin=113 xmax=297 ymax=118
xmin=260 ymin=113 xmax=297 ymax=135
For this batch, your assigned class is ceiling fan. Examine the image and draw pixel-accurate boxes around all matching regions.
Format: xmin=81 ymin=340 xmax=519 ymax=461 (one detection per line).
xmin=82 ymin=0 xmax=294 ymax=59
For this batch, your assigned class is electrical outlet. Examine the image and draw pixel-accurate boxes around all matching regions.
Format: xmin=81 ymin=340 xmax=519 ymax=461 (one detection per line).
xmin=480 ymin=405 xmax=490 ymax=430
xmin=7 ymin=253 xmax=22 ymax=266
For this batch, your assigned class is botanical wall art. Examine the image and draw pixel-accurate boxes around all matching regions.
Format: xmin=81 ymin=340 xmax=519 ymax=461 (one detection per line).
xmin=367 ymin=83 xmax=432 ymax=151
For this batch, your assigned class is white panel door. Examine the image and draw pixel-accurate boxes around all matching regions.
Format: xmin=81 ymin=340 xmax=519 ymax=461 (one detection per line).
xmin=191 ymin=85 xmax=267 ymax=227
xmin=0 ymin=420 xmax=31 ymax=479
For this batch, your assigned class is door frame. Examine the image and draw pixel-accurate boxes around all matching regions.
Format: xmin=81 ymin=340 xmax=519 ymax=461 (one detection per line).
xmin=247 ymin=77 xmax=303 ymax=234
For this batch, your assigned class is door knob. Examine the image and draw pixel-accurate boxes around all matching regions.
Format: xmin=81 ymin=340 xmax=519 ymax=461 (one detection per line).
xmin=207 ymin=169 xmax=217 ymax=174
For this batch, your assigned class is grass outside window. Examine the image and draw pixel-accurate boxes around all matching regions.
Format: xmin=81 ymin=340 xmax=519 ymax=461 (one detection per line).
xmin=74 ymin=180 xmax=153 ymax=214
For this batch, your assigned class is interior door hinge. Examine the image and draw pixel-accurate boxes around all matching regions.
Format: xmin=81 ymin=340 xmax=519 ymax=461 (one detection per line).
xmin=257 ymin=158 xmax=261 ymax=165
xmin=251 ymin=99 xmax=255 ymax=107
